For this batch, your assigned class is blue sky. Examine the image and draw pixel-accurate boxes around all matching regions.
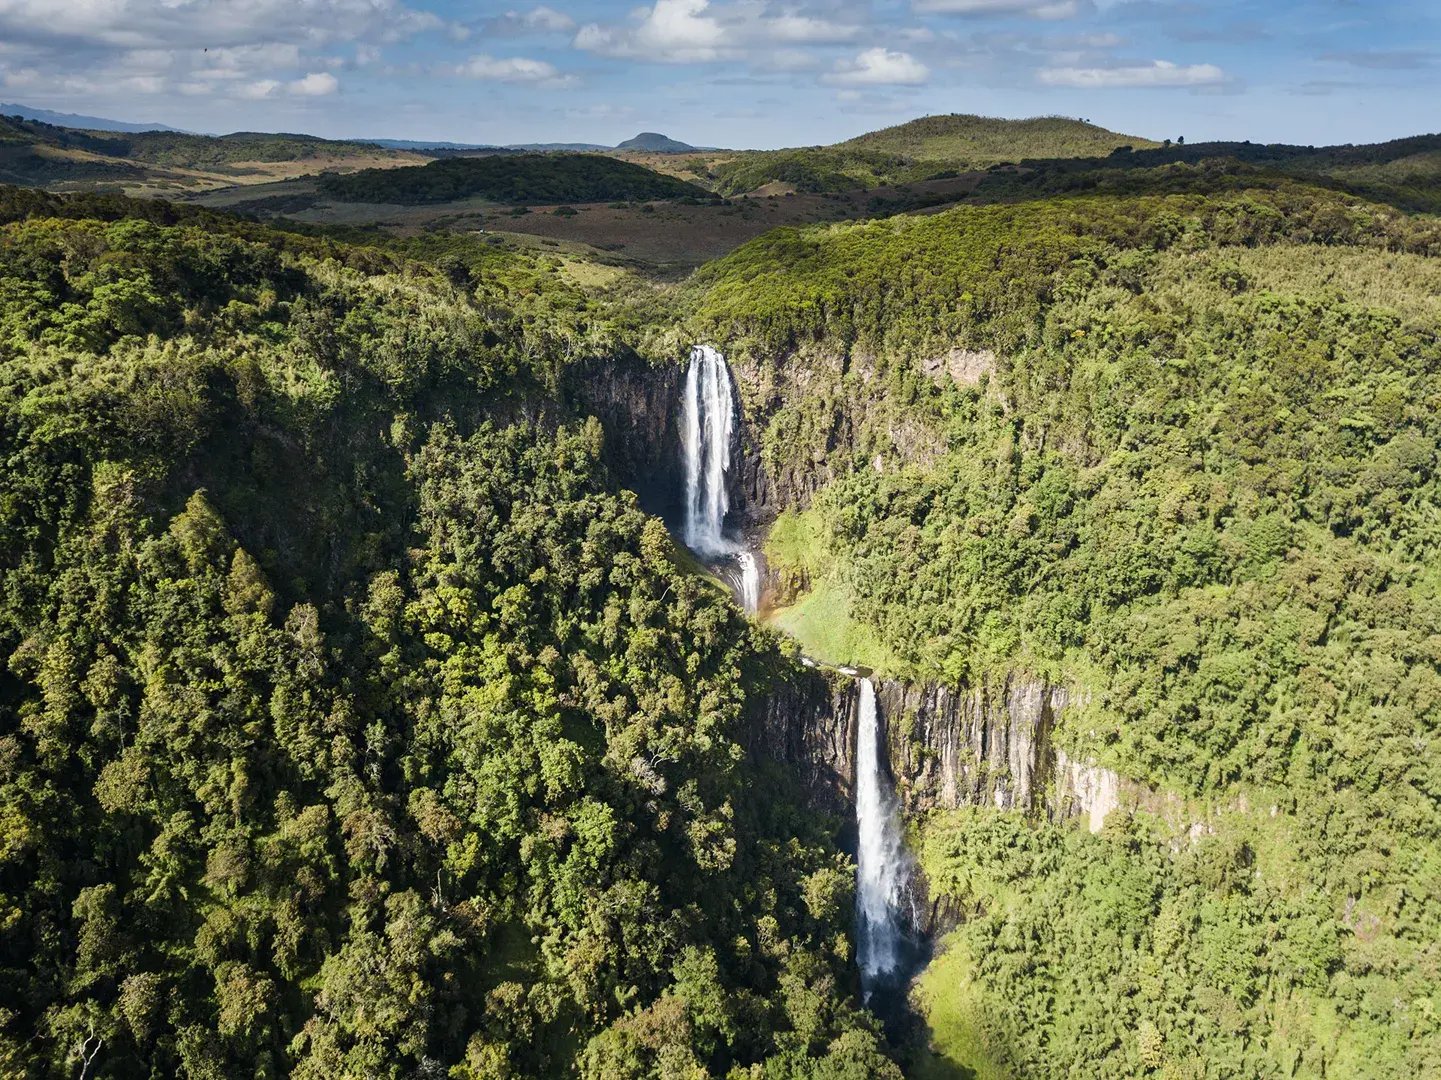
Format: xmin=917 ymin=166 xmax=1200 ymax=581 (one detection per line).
xmin=0 ymin=1 xmax=1436 ymax=147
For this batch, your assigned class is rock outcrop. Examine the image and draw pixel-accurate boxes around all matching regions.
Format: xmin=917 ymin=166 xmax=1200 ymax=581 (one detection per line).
xmin=878 ymin=676 xmax=1068 ymax=816
xmin=746 ymin=667 xmax=859 ymax=821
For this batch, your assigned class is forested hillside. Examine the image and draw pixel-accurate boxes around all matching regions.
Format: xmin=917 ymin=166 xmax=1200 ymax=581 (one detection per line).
xmin=316 ymin=153 xmax=709 ymax=205
xmin=708 ymin=114 xmax=1155 ymax=196
xmin=5 ymin=109 xmax=1441 ymax=1080
xmin=0 ymin=188 xmax=896 ymax=1077
xmin=836 ymin=113 xmax=1157 ymax=162
xmin=0 ymin=115 xmax=402 ymax=168
xmin=695 ymin=181 xmax=1441 ymax=1077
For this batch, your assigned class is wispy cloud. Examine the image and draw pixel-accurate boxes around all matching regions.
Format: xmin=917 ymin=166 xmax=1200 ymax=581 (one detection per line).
xmin=1037 ymin=58 xmax=1226 ymax=87
xmin=0 ymin=0 xmax=441 ymax=50
xmin=454 ymin=53 xmax=575 ymax=86
xmin=574 ymin=0 xmax=862 ymax=64
xmin=913 ymin=0 xmax=1090 ymax=20
xmin=483 ymin=6 xmax=577 ymax=37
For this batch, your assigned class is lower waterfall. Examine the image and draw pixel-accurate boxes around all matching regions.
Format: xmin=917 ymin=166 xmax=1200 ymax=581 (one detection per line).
xmin=855 ymin=676 xmax=912 ymax=1002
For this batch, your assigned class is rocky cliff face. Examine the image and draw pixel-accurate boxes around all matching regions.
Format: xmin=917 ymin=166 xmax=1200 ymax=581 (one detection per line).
xmin=566 ymin=347 xmax=948 ymax=531
xmin=562 ymin=352 xmax=685 ymax=522
xmin=569 ymin=349 xmax=1122 ymax=830
xmin=746 ymin=667 xmax=859 ymax=821
xmin=878 ymin=676 xmax=1067 ymax=816
xmin=752 ymin=668 xmax=1123 ymax=832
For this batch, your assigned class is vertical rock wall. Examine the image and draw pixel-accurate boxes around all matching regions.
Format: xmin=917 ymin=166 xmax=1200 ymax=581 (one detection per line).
xmin=751 ymin=668 xmax=1124 ymax=832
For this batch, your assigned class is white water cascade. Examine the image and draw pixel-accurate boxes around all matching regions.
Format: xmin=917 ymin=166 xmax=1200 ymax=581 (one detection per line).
xmin=735 ymin=551 xmax=761 ymax=614
xmin=681 ymin=344 xmax=735 ymax=557
xmin=680 ymin=344 xmax=761 ymax=613
xmin=855 ymin=677 xmax=910 ymax=998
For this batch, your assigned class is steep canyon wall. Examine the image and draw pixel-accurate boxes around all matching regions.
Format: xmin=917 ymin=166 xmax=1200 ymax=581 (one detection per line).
xmin=569 ymin=350 xmax=1125 ymax=833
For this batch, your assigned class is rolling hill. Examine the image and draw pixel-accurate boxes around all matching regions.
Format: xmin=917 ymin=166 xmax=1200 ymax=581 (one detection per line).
xmin=0 ymin=114 xmax=426 ymax=191
xmin=708 ymin=113 xmax=1158 ymax=195
xmin=837 ymin=112 xmax=1159 ymax=162
xmin=315 ymin=152 xmax=713 ymax=205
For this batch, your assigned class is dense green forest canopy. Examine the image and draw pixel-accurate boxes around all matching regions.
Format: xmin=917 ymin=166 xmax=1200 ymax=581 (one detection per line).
xmin=316 ymin=153 xmax=711 ymax=206
xmin=5 ymin=107 xmax=1441 ymax=1080
xmin=974 ymin=134 xmax=1441 ymax=213
xmin=708 ymin=114 xmax=1157 ymax=196
xmin=0 ymin=185 xmax=899 ymax=1078
xmin=706 ymin=181 xmax=1441 ymax=1077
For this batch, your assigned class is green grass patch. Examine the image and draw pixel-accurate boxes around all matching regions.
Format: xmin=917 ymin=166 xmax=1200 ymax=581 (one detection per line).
xmin=767 ymin=576 xmax=900 ymax=673
xmin=909 ymin=934 xmax=1010 ymax=1080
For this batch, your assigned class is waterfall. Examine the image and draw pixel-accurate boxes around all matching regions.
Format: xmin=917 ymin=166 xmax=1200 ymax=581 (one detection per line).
xmin=855 ymin=677 xmax=910 ymax=999
xmin=681 ymin=344 xmax=735 ymax=557
xmin=736 ymin=551 xmax=761 ymax=614
xmin=680 ymin=344 xmax=761 ymax=614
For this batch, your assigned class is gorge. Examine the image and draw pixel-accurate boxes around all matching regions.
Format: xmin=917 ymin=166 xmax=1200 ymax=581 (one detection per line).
xmin=5 ymin=133 xmax=1439 ymax=1079
xmin=666 ymin=342 xmax=1123 ymax=1030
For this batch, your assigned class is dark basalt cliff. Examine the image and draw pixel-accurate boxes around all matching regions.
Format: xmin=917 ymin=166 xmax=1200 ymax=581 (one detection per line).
xmin=750 ymin=668 xmax=1120 ymax=832
xmin=563 ymin=352 xmax=687 ymax=522
xmin=566 ymin=348 xmax=896 ymax=530
xmin=745 ymin=666 xmax=859 ymax=820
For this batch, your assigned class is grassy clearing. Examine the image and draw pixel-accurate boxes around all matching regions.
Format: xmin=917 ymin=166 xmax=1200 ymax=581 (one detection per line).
xmin=767 ymin=576 xmax=900 ymax=673
xmin=909 ymin=935 xmax=1010 ymax=1080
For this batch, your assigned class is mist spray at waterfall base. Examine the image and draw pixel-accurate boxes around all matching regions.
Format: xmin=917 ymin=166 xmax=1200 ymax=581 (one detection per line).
xmin=679 ymin=344 xmax=763 ymax=613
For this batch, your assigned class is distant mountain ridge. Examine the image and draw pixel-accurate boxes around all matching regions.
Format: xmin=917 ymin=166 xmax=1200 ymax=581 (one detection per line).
xmin=368 ymin=132 xmax=711 ymax=154
xmin=0 ymin=102 xmax=186 ymax=134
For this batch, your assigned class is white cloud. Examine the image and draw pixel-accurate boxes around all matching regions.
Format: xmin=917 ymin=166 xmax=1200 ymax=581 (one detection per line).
xmin=455 ymin=54 xmax=574 ymax=86
xmin=0 ymin=0 xmax=438 ymax=107
xmin=824 ymin=47 xmax=929 ymax=86
xmin=914 ymin=0 xmax=1085 ymax=18
xmin=238 ymin=78 xmax=281 ymax=99
xmin=1037 ymin=59 xmax=1226 ymax=87
xmin=288 ymin=71 xmax=338 ymax=95
xmin=0 ymin=0 xmax=440 ymax=50
xmin=576 ymin=0 xmax=729 ymax=62
xmin=480 ymin=6 xmax=577 ymax=36
xmin=575 ymin=0 xmax=860 ymax=64
xmin=193 ymin=44 xmax=303 ymax=82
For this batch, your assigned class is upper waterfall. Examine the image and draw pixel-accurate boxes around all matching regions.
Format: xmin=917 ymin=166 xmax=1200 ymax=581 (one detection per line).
xmin=855 ymin=676 xmax=911 ymax=1000
xmin=681 ymin=344 xmax=735 ymax=557
xmin=679 ymin=344 xmax=762 ymax=614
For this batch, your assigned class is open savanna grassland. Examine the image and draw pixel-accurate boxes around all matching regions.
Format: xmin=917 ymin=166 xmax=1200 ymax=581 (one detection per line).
xmin=0 ymin=113 xmax=429 ymax=195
